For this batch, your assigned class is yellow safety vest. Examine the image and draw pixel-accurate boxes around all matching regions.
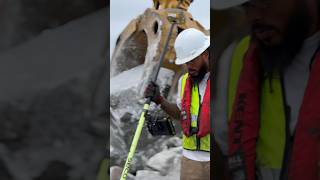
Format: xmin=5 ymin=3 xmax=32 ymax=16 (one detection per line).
xmin=228 ymin=37 xmax=286 ymax=169
xmin=181 ymin=73 xmax=210 ymax=152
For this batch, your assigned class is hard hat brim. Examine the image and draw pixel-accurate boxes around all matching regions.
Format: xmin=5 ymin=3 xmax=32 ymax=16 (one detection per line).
xmin=175 ymin=36 xmax=210 ymax=65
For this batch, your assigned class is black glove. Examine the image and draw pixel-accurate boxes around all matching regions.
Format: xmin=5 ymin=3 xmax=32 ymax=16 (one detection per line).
xmin=144 ymin=81 xmax=163 ymax=104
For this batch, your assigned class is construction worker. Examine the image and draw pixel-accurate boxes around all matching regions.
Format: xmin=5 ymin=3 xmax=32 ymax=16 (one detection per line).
xmin=212 ymin=0 xmax=320 ymax=179
xmin=144 ymin=28 xmax=210 ymax=180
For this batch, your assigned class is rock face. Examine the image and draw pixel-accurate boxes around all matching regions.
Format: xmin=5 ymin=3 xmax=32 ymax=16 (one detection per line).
xmin=0 ymin=9 xmax=107 ymax=180
xmin=0 ymin=0 xmax=107 ymax=51
xmin=109 ymin=142 xmax=182 ymax=180
xmin=146 ymin=146 xmax=182 ymax=175
xmin=111 ymin=146 xmax=182 ymax=180
xmin=110 ymin=62 xmax=184 ymax=179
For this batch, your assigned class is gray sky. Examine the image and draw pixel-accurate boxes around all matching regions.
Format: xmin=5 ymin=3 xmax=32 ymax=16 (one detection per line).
xmin=110 ymin=0 xmax=210 ymax=56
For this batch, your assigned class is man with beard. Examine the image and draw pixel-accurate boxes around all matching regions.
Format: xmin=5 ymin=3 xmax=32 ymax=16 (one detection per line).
xmin=212 ymin=0 xmax=320 ymax=179
xmin=144 ymin=28 xmax=210 ymax=180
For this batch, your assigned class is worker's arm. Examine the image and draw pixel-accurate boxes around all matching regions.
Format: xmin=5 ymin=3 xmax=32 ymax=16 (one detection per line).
xmin=159 ymin=99 xmax=181 ymax=120
xmin=144 ymin=81 xmax=181 ymax=120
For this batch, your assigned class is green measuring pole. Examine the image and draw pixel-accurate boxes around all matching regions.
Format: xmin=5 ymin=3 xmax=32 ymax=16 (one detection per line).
xmin=120 ymin=1 xmax=183 ymax=179
xmin=120 ymin=102 xmax=150 ymax=180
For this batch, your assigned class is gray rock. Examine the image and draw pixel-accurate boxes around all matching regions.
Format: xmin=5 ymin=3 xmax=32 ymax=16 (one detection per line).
xmin=0 ymin=157 xmax=13 ymax=180
xmin=135 ymin=170 xmax=162 ymax=180
xmin=110 ymin=166 xmax=121 ymax=180
xmin=110 ymin=65 xmax=181 ymax=174
xmin=0 ymin=9 xmax=107 ymax=180
xmin=134 ymin=169 xmax=180 ymax=180
xmin=135 ymin=151 xmax=181 ymax=180
xmin=0 ymin=0 xmax=107 ymax=51
xmin=33 ymin=161 xmax=71 ymax=180
xmin=146 ymin=147 xmax=182 ymax=175
xmin=110 ymin=166 xmax=135 ymax=180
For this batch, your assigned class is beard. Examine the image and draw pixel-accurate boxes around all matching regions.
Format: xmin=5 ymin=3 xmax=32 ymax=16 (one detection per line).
xmin=253 ymin=5 xmax=311 ymax=78
xmin=190 ymin=63 xmax=208 ymax=84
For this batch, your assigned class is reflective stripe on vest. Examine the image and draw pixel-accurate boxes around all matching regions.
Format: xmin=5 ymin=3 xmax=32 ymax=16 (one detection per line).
xmin=228 ymin=37 xmax=285 ymax=169
xmin=181 ymin=73 xmax=210 ymax=152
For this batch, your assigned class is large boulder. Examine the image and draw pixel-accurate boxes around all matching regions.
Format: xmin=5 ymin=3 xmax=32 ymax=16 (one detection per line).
xmin=0 ymin=9 xmax=107 ymax=180
xmin=110 ymin=64 xmax=183 ymax=173
xmin=110 ymin=145 xmax=182 ymax=180
xmin=0 ymin=0 xmax=107 ymax=51
xmin=135 ymin=147 xmax=182 ymax=180
xmin=146 ymin=146 xmax=182 ymax=175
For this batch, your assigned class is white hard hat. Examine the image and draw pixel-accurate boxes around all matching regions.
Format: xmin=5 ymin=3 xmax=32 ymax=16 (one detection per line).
xmin=174 ymin=28 xmax=210 ymax=65
xmin=211 ymin=0 xmax=248 ymax=10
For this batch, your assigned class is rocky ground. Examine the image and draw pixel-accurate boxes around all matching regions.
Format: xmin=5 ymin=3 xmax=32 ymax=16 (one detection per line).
xmin=110 ymin=65 xmax=182 ymax=180
xmin=0 ymin=8 xmax=107 ymax=180
xmin=0 ymin=0 xmax=107 ymax=52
